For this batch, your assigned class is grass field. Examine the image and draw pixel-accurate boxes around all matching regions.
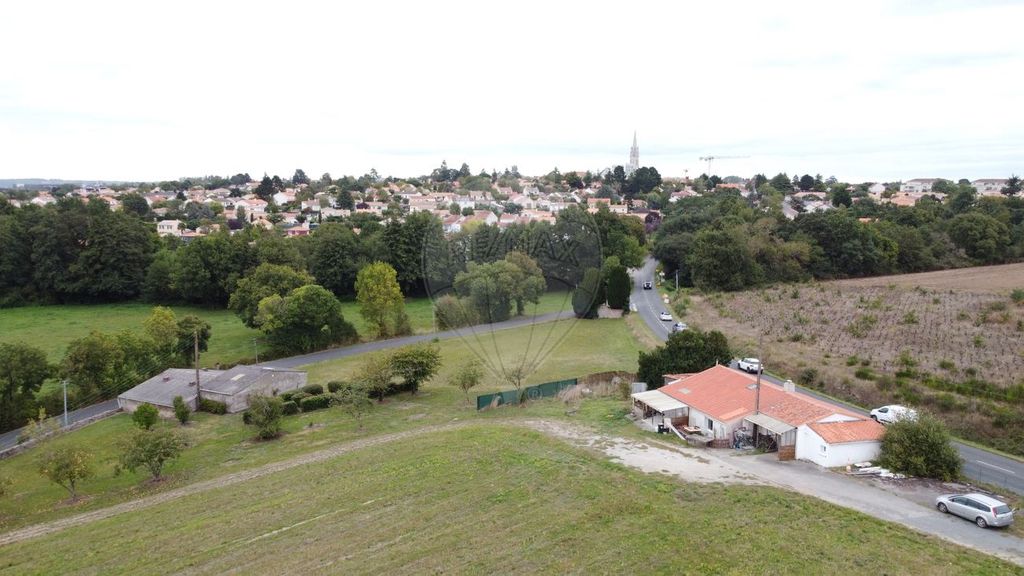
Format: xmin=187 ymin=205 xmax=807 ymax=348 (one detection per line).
xmin=1 ymin=425 xmax=1016 ymax=575
xmin=0 ymin=319 xmax=644 ymax=531
xmin=0 ymin=291 xmax=574 ymax=369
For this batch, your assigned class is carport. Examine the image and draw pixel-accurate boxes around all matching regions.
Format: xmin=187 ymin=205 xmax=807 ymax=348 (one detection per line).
xmin=742 ymin=413 xmax=797 ymax=459
xmin=631 ymin=390 xmax=688 ymax=429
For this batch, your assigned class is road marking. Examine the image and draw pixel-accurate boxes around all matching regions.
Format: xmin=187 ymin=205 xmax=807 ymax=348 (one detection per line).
xmin=976 ymin=460 xmax=1016 ymax=475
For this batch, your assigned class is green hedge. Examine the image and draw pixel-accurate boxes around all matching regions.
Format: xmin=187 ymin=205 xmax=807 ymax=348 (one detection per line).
xmin=280 ymin=391 xmax=295 ymax=402
xmin=198 ymin=398 xmax=227 ymax=414
xmin=302 ymin=384 xmax=324 ymax=395
xmin=241 ymin=410 xmax=252 ymax=425
xmin=300 ymin=394 xmax=330 ymax=412
xmin=327 ymin=381 xmax=348 ymax=393
xmin=290 ymin=391 xmax=310 ymax=405
xmin=282 ymin=400 xmax=299 ymax=415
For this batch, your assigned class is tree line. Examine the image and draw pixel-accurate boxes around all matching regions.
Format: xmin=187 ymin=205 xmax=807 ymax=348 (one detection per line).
xmin=653 ymin=183 xmax=1024 ymax=292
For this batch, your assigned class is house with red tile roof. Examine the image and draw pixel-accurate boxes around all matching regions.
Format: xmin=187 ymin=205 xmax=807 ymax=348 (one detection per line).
xmin=634 ymin=365 xmax=882 ymax=466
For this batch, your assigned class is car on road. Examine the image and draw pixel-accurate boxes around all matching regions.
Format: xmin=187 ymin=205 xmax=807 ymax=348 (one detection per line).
xmin=672 ymin=322 xmax=687 ymax=333
xmin=643 ymin=281 xmax=653 ymax=290
xmin=870 ymin=404 xmax=918 ymax=425
xmin=659 ymin=311 xmax=673 ymax=321
xmin=737 ymin=358 xmax=761 ymax=373
xmin=935 ymin=493 xmax=1015 ymax=528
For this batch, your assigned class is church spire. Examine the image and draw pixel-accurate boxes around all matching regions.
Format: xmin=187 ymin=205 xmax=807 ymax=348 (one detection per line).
xmin=628 ymin=131 xmax=639 ymax=175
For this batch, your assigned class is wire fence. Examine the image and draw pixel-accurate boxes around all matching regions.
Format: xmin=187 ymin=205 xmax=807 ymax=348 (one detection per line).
xmin=475 ymin=378 xmax=578 ymax=410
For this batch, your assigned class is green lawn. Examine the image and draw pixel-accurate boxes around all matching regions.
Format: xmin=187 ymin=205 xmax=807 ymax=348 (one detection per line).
xmin=0 ymin=292 xmax=574 ymax=369
xmin=0 ymin=424 xmax=1014 ymax=575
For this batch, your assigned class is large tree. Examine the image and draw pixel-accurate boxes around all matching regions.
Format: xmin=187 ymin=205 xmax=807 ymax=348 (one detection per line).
xmin=255 ymin=284 xmax=357 ymax=354
xmin=637 ymin=329 xmax=732 ymax=386
xmin=229 ymin=264 xmax=314 ymax=328
xmin=0 ymin=343 xmax=50 ymax=431
xmin=355 ymin=262 xmax=408 ymax=337
xmin=1001 ymin=175 xmax=1022 ymax=197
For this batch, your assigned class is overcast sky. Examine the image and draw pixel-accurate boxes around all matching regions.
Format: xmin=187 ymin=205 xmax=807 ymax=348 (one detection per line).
xmin=2 ymin=0 xmax=1022 ymax=183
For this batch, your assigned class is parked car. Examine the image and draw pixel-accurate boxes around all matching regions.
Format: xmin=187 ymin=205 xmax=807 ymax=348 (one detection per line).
xmin=935 ymin=493 xmax=1015 ymax=528
xmin=643 ymin=281 xmax=653 ymax=290
xmin=672 ymin=322 xmax=688 ymax=333
xmin=659 ymin=311 xmax=673 ymax=321
xmin=869 ymin=404 xmax=918 ymax=425
xmin=737 ymin=358 xmax=761 ymax=373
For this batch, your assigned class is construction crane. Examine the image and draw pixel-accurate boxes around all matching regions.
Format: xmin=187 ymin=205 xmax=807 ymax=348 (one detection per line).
xmin=698 ymin=155 xmax=749 ymax=174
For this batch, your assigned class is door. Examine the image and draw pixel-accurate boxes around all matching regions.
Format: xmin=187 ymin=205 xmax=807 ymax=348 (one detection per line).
xmin=949 ymin=497 xmax=969 ymax=519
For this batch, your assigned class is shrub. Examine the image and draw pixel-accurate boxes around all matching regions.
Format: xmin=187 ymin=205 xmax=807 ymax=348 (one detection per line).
xmin=879 ymin=414 xmax=962 ymax=481
xmin=289 ymin=391 xmax=310 ymax=405
xmin=300 ymin=394 xmax=331 ymax=412
xmin=845 ymin=314 xmax=877 ymax=338
xmin=938 ymin=360 xmax=956 ymax=371
xmin=900 ymin=311 xmax=918 ymax=325
xmin=875 ymin=375 xmax=895 ymax=391
xmin=327 ymin=380 xmax=348 ymax=393
xmin=198 ymin=398 xmax=227 ymax=415
xmin=242 ymin=410 xmax=252 ymax=425
xmin=116 ymin=428 xmax=187 ymax=480
xmin=280 ymin=391 xmax=295 ymax=402
xmin=854 ymin=367 xmax=875 ymax=380
xmin=247 ymin=394 xmax=283 ymax=440
xmin=172 ymin=396 xmax=191 ymax=425
xmin=845 ymin=355 xmax=859 ymax=367
xmin=132 ymin=403 xmax=159 ymax=430
xmin=797 ymin=368 xmax=818 ymax=388
xmin=934 ymin=393 xmax=957 ymax=412
xmin=302 ymin=384 xmax=324 ymax=395
xmin=1012 ymin=289 xmax=1024 ymax=305
xmin=434 ymin=295 xmax=479 ymax=329
xmin=282 ymin=400 xmax=299 ymax=415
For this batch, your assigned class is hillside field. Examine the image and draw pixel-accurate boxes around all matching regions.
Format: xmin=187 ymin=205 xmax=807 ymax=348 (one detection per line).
xmin=677 ymin=264 xmax=1024 ymax=455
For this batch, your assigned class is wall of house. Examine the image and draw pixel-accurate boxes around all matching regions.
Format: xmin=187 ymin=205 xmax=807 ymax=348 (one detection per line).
xmin=116 ymin=398 xmax=178 ymax=418
xmin=687 ymin=408 xmax=744 ymax=440
xmin=795 ymin=425 xmax=881 ymax=467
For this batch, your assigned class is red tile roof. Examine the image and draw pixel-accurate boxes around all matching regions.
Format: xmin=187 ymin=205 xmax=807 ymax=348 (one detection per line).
xmin=808 ymin=420 xmax=885 ymax=444
xmin=660 ymin=365 xmax=861 ymax=426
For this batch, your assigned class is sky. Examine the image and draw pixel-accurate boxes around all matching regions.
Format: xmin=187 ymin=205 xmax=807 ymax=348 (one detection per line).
xmin=2 ymin=0 xmax=1022 ymax=183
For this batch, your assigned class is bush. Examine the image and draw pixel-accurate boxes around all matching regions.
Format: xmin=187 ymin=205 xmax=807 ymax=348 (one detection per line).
xmin=116 ymin=428 xmax=187 ymax=480
xmin=797 ymin=368 xmax=818 ymax=387
xmin=302 ymin=384 xmax=324 ymax=395
xmin=241 ymin=410 xmax=252 ymax=425
xmin=132 ymin=403 xmax=159 ymax=430
xmin=854 ymin=367 xmax=875 ymax=380
xmin=198 ymin=398 xmax=227 ymax=415
xmin=327 ymin=381 xmax=348 ymax=393
xmin=434 ymin=295 xmax=479 ymax=329
xmin=300 ymin=394 xmax=331 ymax=412
xmin=879 ymin=414 xmax=962 ymax=480
xmin=280 ymin=391 xmax=295 ymax=402
xmin=282 ymin=400 xmax=299 ymax=415
xmin=289 ymin=391 xmax=310 ymax=405
xmin=1012 ymin=289 xmax=1024 ymax=305
xmin=172 ymin=396 xmax=190 ymax=425
xmin=247 ymin=394 xmax=283 ymax=440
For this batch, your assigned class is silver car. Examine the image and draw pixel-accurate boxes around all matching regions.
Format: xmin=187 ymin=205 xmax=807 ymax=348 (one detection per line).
xmin=935 ymin=493 xmax=1015 ymax=528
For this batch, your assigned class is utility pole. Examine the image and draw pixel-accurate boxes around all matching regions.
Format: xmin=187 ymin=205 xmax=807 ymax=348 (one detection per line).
xmin=253 ymin=338 xmax=259 ymax=363
xmin=675 ymin=269 xmax=679 ymax=291
xmin=194 ymin=330 xmax=201 ymax=405
xmin=62 ymin=379 xmax=69 ymax=427
xmin=754 ymin=332 xmax=763 ymax=415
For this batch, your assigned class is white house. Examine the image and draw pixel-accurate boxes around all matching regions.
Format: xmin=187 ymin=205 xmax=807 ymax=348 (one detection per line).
xmin=796 ymin=419 xmax=886 ymax=468
xmin=972 ymin=179 xmax=1009 ymax=197
xmin=157 ymin=219 xmax=183 ymax=237
xmin=900 ymin=178 xmax=940 ymax=194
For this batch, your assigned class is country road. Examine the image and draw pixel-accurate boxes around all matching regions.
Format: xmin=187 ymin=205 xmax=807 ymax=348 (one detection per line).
xmin=632 ymin=256 xmax=1024 ymax=495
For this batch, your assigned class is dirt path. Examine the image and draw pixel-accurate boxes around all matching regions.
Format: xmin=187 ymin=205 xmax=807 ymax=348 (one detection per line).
xmin=0 ymin=419 xmax=753 ymax=547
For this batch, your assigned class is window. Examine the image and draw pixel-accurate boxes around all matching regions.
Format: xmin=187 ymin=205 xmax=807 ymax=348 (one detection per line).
xmin=820 ymin=444 xmax=827 ymax=454
xmin=706 ymin=417 xmax=714 ymax=432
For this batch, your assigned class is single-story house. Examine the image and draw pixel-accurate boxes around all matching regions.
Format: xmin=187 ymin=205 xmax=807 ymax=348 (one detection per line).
xmin=117 ymin=366 xmax=307 ymax=416
xmin=632 ymin=365 xmax=884 ymax=466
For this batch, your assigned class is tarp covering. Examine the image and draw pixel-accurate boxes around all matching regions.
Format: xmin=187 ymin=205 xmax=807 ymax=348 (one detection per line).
xmin=743 ymin=412 xmax=795 ymax=435
xmin=631 ymin=390 xmax=687 ymax=413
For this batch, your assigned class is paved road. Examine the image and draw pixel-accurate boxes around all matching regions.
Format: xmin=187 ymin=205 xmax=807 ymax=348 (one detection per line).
xmin=631 ymin=256 xmax=1024 ymax=495
xmin=0 ymin=399 xmax=119 ymax=452
xmin=1 ymin=311 xmax=572 ymax=452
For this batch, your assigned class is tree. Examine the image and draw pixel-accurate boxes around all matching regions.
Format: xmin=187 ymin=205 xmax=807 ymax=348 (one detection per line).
xmin=798 ymin=174 xmax=815 ymax=191
xmin=254 ymin=284 xmax=357 ymax=354
xmin=1002 ymin=175 xmax=1022 ymax=197
xmin=331 ymin=382 xmax=373 ymax=429
xmin=229 ymin=264 xmax=314 ymax=328
xmin=390 ymin=344 xmax=441 ymax=394
xmin=454 ymin=253 xmax=545 ymax=323
xmin=768 ymin=173 xmax=793 ymax=192
xmin=355 ymin=262 xmax=407 ymax=337
xmin=355 ymin=353 xmax=395 ymax=402
xmin=605 ymin=262 xmax=631 ymax=309
xmin=254 ymin=175 xmax=275 ymax=201
xmin=572 ymin=268 xmax=604 ymax=318
xmin=142 ymin=249 xmax=178 ymax=303
xmin=637 ymin=329 xmax=732 ymax=386
xmin=878 ymin=414 xmax=961 ymax=480
xmin=37 ymin=447 xmax=93 ymax=499
xmin=337 ymin=189 xmax=355 ymax=210
xmin=117 ymin=428 xmax=187 ymax=480
xmin=173 ymin=395 xmax=191 ymax=425
xmin=947 ymin=212 xmax=1009 ymax=264
xmin=144 ymin=306 xmax=179 ymax=356
xmin=292 ymin=168 xmax=310 ymax=185
xmin=687 ymin=227 xmax=760 ymax=291
xmin=503 ymin=252 xmax=546 ymax=316
xmin=247 ymin=394 xmax=284 ymax=440
xmin=121 ymin=193 xmax=150 ymax=218
xmin=175 ymin=315 xmax=211 ymax=365
xmin=62 ymin=331 xmax=124 ymax=399
xmin=831 ymin=187 xmax=853 ymax=208
xmin=450 ymin=359 xmax=484 ymax=404
xmin=0 ymin=342 xmax=50 ymax=431
xmin=132 ymin=403 xmax=160 ymax=430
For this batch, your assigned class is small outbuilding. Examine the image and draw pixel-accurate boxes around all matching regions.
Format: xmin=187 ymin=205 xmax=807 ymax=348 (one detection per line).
xmin=117 ymin=366 xmax=307 ymax=416
xmin=796 ymin=419 xmax=885 ymax=468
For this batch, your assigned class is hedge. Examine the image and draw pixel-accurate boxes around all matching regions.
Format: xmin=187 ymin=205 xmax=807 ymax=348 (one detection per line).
xmin=242 ymin=410 xmax=252 ymax=425
xmin=327 ymin=381 xmax=348 ymax=394
xmin=302 ymin=384 xmax=324 ymax=395
xmin=289 ymin=391 xmax=310 ymax=405
xmin=198 ymin=398 xmax=227 ymax=414
xmin=300 ymin=394 xmax=331 ymax=412
xmin=280 ymin=391 xmax=295 ymax=403
xmin=282 ymin=400 xmax=299 ymax=415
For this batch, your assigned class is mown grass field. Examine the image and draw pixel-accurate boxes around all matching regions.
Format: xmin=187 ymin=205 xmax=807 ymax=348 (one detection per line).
xmin=0 ymin=318 xmax=643 ymax=530
xmin=1 ymin=425 xmax=1016 ymax=575
xmin=0 ymin=291 xmax=574 ymax=369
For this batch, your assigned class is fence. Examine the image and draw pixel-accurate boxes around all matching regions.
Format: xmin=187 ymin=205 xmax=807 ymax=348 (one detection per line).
xmin=476 ymin=378 xmax=578 ymax=410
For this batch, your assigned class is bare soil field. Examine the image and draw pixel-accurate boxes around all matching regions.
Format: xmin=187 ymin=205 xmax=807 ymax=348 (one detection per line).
xmin=681 ymin=265 xmax=1024 ymax=455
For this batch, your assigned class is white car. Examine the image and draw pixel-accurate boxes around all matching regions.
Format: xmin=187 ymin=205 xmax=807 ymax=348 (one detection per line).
xmin=870 ymin=404 xmax=918 ymax=425
xmin=737 ymin=358 xmax=761 ymax=373
xmin=659 ymin=311 xmax=673 ymax=321
xmin=672 ymin=322 xmax=688 ymax=333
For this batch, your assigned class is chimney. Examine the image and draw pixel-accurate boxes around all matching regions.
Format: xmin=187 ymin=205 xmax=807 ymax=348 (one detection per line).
xmin=783 ymin=380 xmax=795 ymax=393
xmin=163 ymin=376 xmax=171 ymax=382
